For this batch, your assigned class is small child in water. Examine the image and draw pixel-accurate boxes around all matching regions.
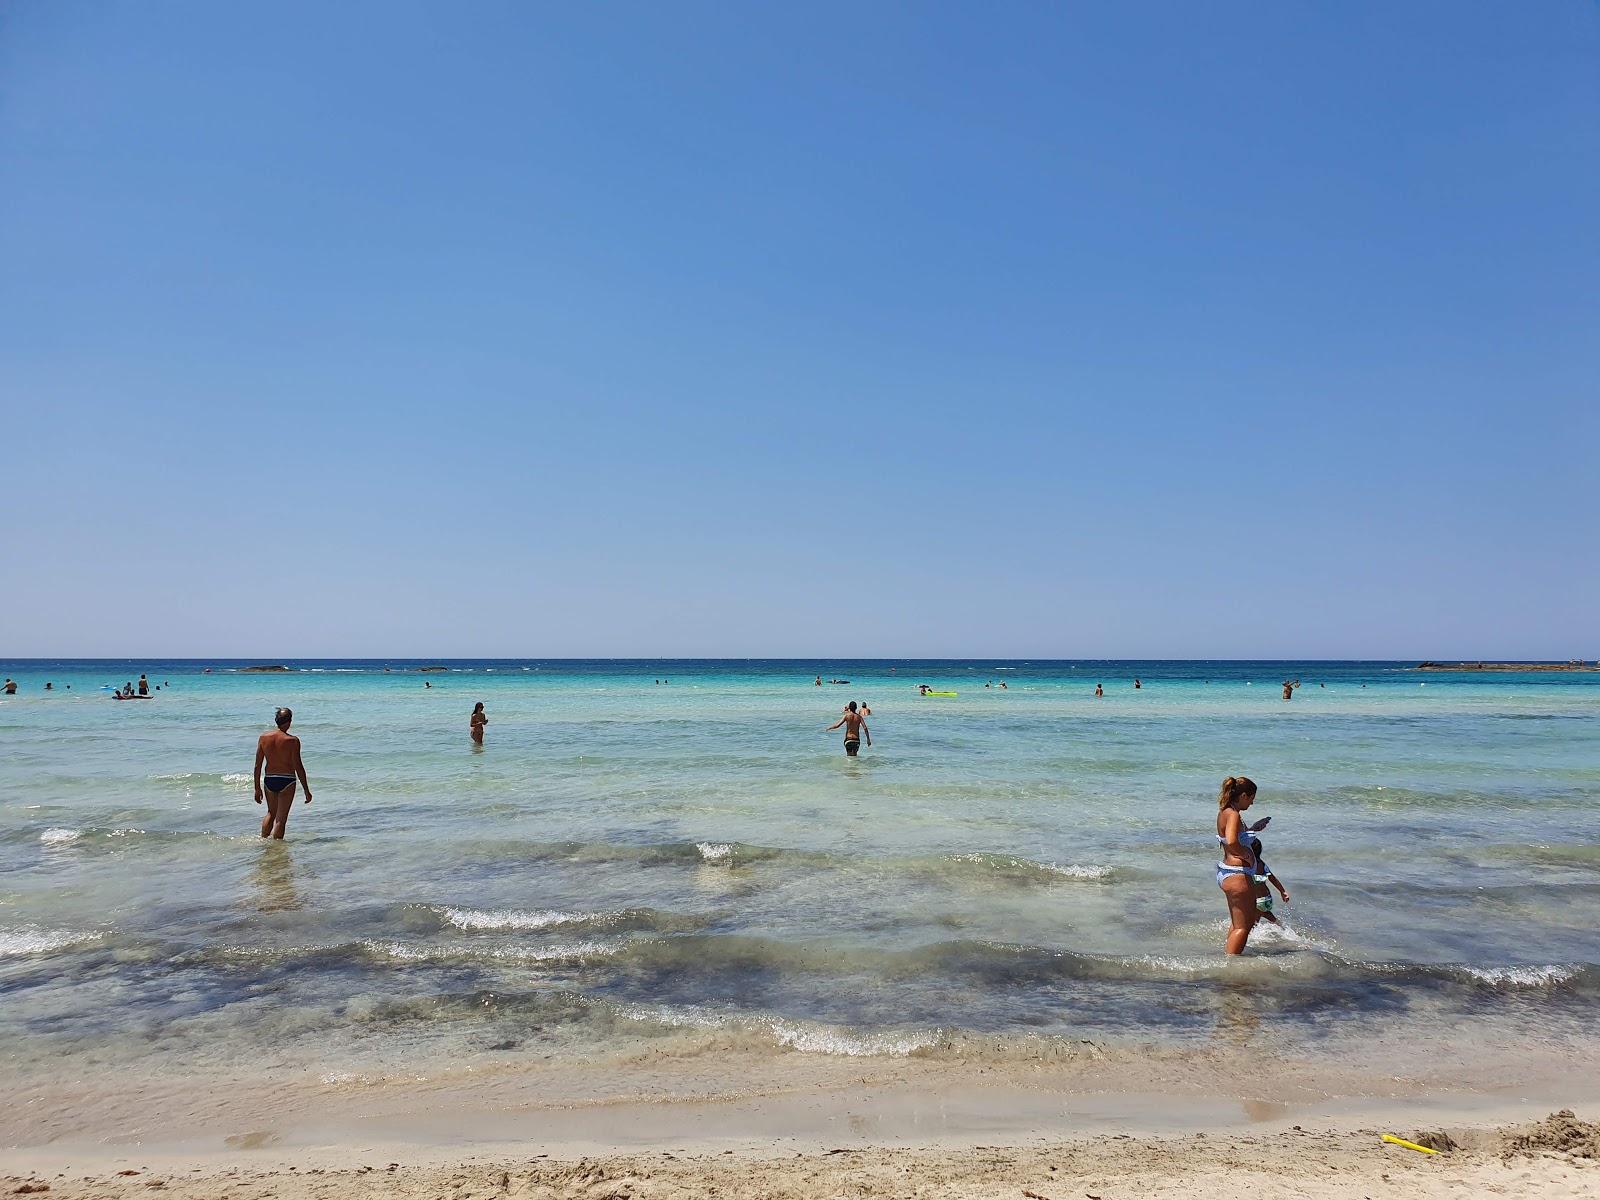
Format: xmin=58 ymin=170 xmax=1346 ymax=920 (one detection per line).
xmin=1244 ymin=829 xmax=1290 ymax=922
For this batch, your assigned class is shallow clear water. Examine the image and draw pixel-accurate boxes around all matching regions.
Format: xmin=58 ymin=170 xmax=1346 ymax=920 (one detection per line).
xmin=2 ymin=659 xmax=1597 ymax=1081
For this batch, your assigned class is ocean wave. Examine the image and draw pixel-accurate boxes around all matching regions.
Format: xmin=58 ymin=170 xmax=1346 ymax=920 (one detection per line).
xmin=42 ymin=826 xmax=145 ymax=843
xmin=440 ymin=907 xmax=595 ymax=931
xmin=1459 ymin=964 xmax=1581 ymax=988
xmin=430 ymin=906 xmax=713 ymax=935
xmin=359 ymin=938 xmax=624 ymax=965
xmin=459 ymin=837 xmax=806 ymax=870
xmin=31 ymin=826 xmax=255 ymax=854
xmin=1233 ymin=920 xmax=1337 ymax=953
xmin=937 ymin=852 xmax=1115 ymax=884
xmin=612 ymin=1002 xmax=941 ymax=1057
xmin=608 ymin=1004 xmax=1116 ymax=1062
xmin=229 ymin=929 xmax=1599 ymax=998
xmin=0 ymin=928 xmax=99 ymax=957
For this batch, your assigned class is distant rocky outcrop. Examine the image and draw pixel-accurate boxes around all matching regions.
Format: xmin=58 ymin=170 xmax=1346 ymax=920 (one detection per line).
xmin=238 ymin=665 xmax=292 ymax=673
xmin=1414 ymin=661 xmax=1598 ymax=672
xmin=418 ymin=666 xmax=450 ymax=672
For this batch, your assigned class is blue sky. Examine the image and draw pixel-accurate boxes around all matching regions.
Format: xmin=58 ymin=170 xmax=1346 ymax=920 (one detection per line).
xmin=2 ymin=3 xmax=1596 ymax=658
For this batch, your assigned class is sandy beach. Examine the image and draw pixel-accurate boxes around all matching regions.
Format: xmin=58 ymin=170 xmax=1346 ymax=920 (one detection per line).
xmin=5 ymin=1044 xmax=1599 ymax=1199
xmin=4 ymin=1104 xmax=1596 ymax=1199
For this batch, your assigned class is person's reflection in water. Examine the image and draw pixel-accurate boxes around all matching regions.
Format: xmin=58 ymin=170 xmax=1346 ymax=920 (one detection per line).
xmin=249 ymin=843 xmax=304 ymax=912
xmin=1213 ymin=978 xmax=1263 ymax=1048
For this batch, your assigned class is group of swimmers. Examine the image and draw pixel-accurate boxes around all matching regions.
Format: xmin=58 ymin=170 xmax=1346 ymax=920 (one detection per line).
xmin=112 ymin=674 xmax=167 ymax=698
xmin=6 ymin=679 xmax=76 ymax=692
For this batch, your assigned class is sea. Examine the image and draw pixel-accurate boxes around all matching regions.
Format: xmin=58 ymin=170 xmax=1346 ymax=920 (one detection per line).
xmin=2 ymin=659 xmax=1597 ymax=1098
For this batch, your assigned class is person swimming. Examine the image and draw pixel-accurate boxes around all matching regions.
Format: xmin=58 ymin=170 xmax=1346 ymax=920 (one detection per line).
xmin=254 ymin=707 xmax=312 ymax=840
xmin=827 ymin=701 xmax=870 ymax=757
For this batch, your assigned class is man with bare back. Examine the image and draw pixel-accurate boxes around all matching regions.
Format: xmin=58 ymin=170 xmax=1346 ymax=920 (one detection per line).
xmin=826 ymin=701 xmax=871 ymax=757
xmin=254 ymin=707 xmax=312 ymax=839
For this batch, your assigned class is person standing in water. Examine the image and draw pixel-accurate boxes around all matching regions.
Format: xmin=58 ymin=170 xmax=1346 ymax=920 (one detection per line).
xmin=1282 ymin=679 xmax=1300 ymax=700
xmin=137 ymin=674 xmax=149 ymax=695
xmin=254 ymin=707 xmax=311 ymax=840
xmin=827 ymin=701 xmax=870 ymax=757
xmin=1094 ymin=683 xmax=1103 ymax=697
xmin=1215 ymin=776 xmax=1268 ymax=955
xmin=470 ymin=702 xmax=488 ymax=744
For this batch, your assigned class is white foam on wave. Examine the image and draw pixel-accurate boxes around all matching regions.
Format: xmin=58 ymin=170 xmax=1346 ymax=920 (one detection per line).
xmin=1462 ymin=964 xmax=1579 ymax=987
xmin=765 ymin=1017 xmax=937 ymax=1057
xmin=222 ymin=773 xmax=252 ymax=784
xmin=696 ymin=842 xmax=733 ymax=861
xmin=946 ymin=852 xmax=1113 ymax=880
xmin=1043 ymin=862 xmax=1114 ymax=880
xmin=440 ymin=907 xmax=597 ymax=931
xmin=361 ymin=938 xmax=621 ymax=963
xmin=614 ymin=1002 xmax=937 ymax=1057
xmin=41 ymin=828 xmax=82 ymax=845
xmin=1246 ymin=921 xmax=1335 ymax=951
xmin=0 ymin=929 xmax=97 ymax=957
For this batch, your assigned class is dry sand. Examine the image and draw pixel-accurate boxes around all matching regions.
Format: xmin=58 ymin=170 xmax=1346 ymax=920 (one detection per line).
xmin=4 ymin=1111 xmax=1598 ymax=1199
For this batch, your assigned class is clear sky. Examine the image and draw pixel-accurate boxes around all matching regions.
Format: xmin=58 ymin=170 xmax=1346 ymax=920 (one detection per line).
xmin=2 ymin=3 xmax=1596 ymax=659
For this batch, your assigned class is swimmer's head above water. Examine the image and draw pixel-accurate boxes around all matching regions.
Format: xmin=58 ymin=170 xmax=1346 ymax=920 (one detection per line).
xmin=275 ymin=707 xmax=293 ymax=730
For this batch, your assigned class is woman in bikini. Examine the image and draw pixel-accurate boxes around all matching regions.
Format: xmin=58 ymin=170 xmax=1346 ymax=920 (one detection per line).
xmin=470 ymin=702 xmax=488 ymax=744
xmin=1215 ymin=775 xmax=1265 ymax=955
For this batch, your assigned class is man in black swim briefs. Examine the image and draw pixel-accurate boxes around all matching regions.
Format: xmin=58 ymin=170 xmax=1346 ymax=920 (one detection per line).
xmin=254 ymin=707 xmax=312 ymax=840
xmin=827 ymin=701 xmax=870 ymax=757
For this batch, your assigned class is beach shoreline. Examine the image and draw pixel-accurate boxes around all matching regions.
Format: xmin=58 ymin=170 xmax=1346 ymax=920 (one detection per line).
xmin=4 ymin=1082 xmax=1596 ymax=1199
xmin=6 ymin=1046 xmax=1599 ymax=1169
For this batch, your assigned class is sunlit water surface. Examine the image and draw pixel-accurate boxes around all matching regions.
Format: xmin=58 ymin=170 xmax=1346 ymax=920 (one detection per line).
xmin=2 ymin=659 xmax=1597 ymax=1084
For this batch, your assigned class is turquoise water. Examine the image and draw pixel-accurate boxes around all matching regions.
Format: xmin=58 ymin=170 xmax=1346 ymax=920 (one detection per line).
xmin=2 ymin=660 xmax=1598 ymax=1084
